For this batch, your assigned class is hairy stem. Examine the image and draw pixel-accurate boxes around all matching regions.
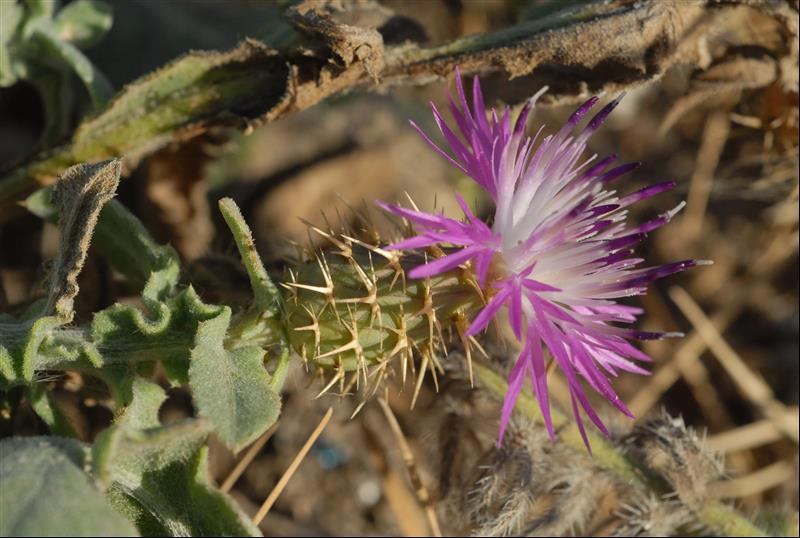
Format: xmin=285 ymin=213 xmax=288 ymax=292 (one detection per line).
xmin=218 ymin=198 xmax=281 ymax=317
xmin=219 ymin=197 xmax=290 ymax=392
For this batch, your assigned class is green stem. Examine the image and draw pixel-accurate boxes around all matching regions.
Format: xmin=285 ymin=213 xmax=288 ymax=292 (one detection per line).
xmin=697 ymin=502 xmax=770 ymax=538
xmin=472 ymin=360 xmax=768 ymax=537
xmin=219 ymin=197 xmax=291 ymax=393
xmin=218 ymin=197 xmax=281 ymax=317
xmin=93 ymin=199 xmax=179 ymax=292
xmin=269 ymin=343 xmax=291 ymax=392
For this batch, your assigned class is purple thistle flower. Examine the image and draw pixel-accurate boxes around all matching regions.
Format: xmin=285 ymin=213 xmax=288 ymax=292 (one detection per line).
xmin=377 ymin=69 xmax=709 ymax=451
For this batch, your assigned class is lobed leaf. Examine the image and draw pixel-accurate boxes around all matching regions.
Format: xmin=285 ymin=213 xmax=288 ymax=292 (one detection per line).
xmin=94 ymin=419 xmax=261 ymax=537
xmin=0 ymin=312 xmax=63 ymax=388
xmin=189 ymin=307 xmax=281 ymax=452
xmin=96 ymin=283 xmax=221 ymax=378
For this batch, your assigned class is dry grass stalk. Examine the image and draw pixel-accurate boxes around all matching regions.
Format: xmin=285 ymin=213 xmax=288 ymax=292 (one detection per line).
xmin=252 ymin=408 xmax=333 ymax=525
xmin=669 ymin=286 xmax=799 ymax=443
xmin=711 ymin=460 xmax=796 ymax=499
xmin=682 ymin=111 xmax=731 ymax=239
xmin=708 ymin=418 xmax=792 ymax=454
xmin=378 ymin=397 xmax=443 ymax=537
xmin=221 ymin=423 xmax=279 ymax=493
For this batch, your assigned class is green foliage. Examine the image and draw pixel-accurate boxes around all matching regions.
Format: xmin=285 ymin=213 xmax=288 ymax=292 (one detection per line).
xmin=0 ymin=0 xmax=113 ymax=142
xmin=102 ymin=433 xmax=261 ymax=537
xmin=0 ymin=221 xmax=280 ymax=452
xmin=0 ymin=39 xmax=290 ymax=203
xmin=0 ymin=193 xmax=223 ymax=397
xmin=0 ymin=2 xmax=794 ymax=534
xmin=0 ymin=436 xmax=138 ymax=537
xmin=0 ymin=306 xmax=64 ymax=387
xmin=219 ymin=198 xmax=283 ymax=318
xmin=0 ymin=382 xmax=261 ymax=537
xmin=25 ymin=188 xmax=182 ymax=295
xmin=190 ymin=308 xmax=281 ymax=451
xmin=54 ymin=0 xmax=113 ymax=49
xmin=87 ymin=272 xmax=223 ymax=388
xmin=94 ymin=414 xmax=260 ymax=537
xmin=113 ymin=377 xmax=168 ymax=429
xmin=2 ymin=189 xmax=282 ymax=535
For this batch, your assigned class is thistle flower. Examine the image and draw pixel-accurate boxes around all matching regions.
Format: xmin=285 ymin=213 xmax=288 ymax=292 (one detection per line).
xmin=378 ymin=69 xmax=709 ymax=449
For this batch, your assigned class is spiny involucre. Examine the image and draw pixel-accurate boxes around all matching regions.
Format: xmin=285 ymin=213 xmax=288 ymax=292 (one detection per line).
xmin=282 ymin=236 xmax=485 ymax=408
xmin=378 ymin=68 xmax=709 ymax=450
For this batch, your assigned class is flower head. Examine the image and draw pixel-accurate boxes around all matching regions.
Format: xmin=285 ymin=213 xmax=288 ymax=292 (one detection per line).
xmin=378 ymin=69 xmax=708 ymax=450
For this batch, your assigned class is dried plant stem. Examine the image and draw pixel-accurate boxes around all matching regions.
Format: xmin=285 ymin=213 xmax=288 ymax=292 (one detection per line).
xmin=382 ymin=469 xmax=431 ymax=537
xmin=629 ymin=301 xmax=742 ymax=417
xmin=221 ymin=423 xmax=279 ymax=493
xmin=472 ymin=360 xmax=769 ymax=537
xmin=0 ymin=0 xmax=730 ymax=205
xmin=670 ymin=286 xmax=799 ymax=443
xmin=708 ymin=418 xmax=791 ymax=453
xmin=682 ymin=111 xmax=730 ymax=238
xmin=252 ymin=407 xmax=333 ymax=525
xmin=710 ymin=461 xmax=796 ymax=499
xmin=377 ymin=398 xmax=442 ymax=538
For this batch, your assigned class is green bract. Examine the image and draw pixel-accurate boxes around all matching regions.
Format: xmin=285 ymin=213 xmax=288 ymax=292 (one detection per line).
xmin=283 ymin=235 xmax=484 ymax=404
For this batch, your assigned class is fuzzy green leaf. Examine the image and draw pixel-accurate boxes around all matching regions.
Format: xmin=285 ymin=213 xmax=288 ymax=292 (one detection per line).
xmin=93 ymin=420 xmax=261 ymax=537
xmin=2 ymin=274 xmax=223 ymax=394
xmin=0 ymin=1 xmax=24 ymax=86
xmin=88 ymin=284 xmax=223 ymax=386
xmin=32 ymin=24 xmax=114 ymax=107
xmin=0 ymin=313 xmax=62 ymax=388
xmin=0 ymin=0 xmax=113 ymax=142
xmin=17 ymin=183 xmax=209 ymax=392
xmin=0 ymin=436 xmax=138 ymax=537
xmin=189 ymin=307 xmax=281 ymax=451
xmin=55 ymin=0 xmax=113 ymax=49
xmin=25 ymin=0 xmax=57 ymax=21
xmin=114 ymin=377 xmax=167 ymax=429
xmin=218 ymin=197 xmax=282 ymax=317
xmin=25 ymin=189 xmax=181 ymax=296
xmin=0 ymin=39 xmax=289 ymax=202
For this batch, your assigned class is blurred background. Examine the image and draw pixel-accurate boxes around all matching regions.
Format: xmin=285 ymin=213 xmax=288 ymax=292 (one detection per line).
xmin=1 ymin=0 xmax=797 ymax=535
